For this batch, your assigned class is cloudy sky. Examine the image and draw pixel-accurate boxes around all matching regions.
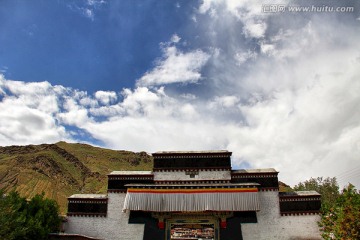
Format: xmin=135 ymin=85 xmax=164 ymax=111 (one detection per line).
xmin=1 ymin=0 xmax=360 ymax=188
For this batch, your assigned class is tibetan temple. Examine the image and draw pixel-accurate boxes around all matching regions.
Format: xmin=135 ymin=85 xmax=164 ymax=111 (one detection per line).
xmin=58 ymin=151 xmax=322 ymax=240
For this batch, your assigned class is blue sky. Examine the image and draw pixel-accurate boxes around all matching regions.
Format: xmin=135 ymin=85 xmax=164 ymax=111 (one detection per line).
xmin=0 ymin=0 xmax=198 ymax=92
xmin=1 ymin=0 xmax=360 ymax=188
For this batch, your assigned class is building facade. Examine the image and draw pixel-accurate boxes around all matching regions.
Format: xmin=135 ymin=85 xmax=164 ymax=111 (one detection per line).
xmin=62 ymin=151 xmax=321 ymax=240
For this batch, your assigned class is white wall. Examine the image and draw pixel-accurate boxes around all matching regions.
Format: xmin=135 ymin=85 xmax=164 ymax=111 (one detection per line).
xmin=65 ymin=189 xmax=321 ymax=240
xmin=65 ymin=193 xmax=144 ymax=240
xmin=153 ymin=170 xmax=231 ymax=181
xmin=241 ymin=191 xmax=321 ymax=240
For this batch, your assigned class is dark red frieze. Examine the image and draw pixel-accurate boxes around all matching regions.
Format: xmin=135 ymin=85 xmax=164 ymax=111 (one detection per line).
xmin=66 ymin=213 xmax=107 ymax=217
xmin=107 ymin=189 xmax=127 ymax=193
xmin=154 ymin=180 xmax=231 ymax=184
xmin=259 ymin=187 xmax=279 ymax=192
xmin=280 ymin=211 xmax=320 ymax=216
xmin=108 ymin=174 xmax=154 ymax=178
xmin=152 ymin=151 xmax=232 ymax=158
xmin=68 ymin=199 xmax=108 ymax=204
xmin=153 ymin=167 xmax=231 ymax=172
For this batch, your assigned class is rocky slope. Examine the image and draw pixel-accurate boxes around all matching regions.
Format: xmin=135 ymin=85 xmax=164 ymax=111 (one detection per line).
xmin=0 ymin=141 xmax=152 ymax=213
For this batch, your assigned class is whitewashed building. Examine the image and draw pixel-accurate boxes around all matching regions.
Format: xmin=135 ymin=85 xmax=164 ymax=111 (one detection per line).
xmin=57 ymin=151 xmax=321 ymax=240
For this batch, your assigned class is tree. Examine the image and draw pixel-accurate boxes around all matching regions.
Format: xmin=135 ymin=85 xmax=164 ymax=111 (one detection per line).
xmin=319 ymin=184 xmax=360 ymax=240
xmin=293 ymin=177 xmax=339 ymax=211
xmin=0 ymin=190 xmax=61 ymax=240
xmin=293 ymin=178 xmax=360 ymax=239
xmin=0 ymin=190 xmax=28 ymax=240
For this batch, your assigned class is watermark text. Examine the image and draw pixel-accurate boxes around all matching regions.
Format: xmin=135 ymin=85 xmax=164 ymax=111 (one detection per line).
xmin=262 ymin=4 xmax=354 ymax=13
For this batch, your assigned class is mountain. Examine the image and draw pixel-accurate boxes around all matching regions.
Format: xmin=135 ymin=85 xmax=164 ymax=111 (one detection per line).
xmin=0 ymin=141 xmax=152 ymax=213
xmin=279 ymin=181 xmax=293 ymax=192
xmin=1 ymin=142 xmax=293 ymax=213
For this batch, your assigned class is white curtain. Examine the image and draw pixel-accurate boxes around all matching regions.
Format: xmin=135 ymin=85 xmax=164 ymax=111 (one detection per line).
xmin=123 ymin=190 xmax=260 ymax=212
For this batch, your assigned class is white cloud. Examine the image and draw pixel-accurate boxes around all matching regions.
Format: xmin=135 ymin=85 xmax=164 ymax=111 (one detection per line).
xmin=0 ymin=66 xmax=8 ymax=74
xmin=94 ymin=90 xmax=117 ymax=105
xmin=198 ymin=0 xmax=212 ymax=14
xmin=58 ymin=98 xmax=91 ymax=126
xmin=179 ymin=104 xmax=199 ymax=120
xmin=87 ymin=0 xmax=106 ymax=7
xmin=198 ymin=0 xmax=274 ymax=38
xmin=1 ymin=0 xmax=359 ymax=190
xmin=180 ymin=93 xmax=197 ymax=100
xmin=120 ymin=87 xmax=165 ymax=117
xmin=137 ymin=44 xmax=210 ymax=86
xmin=243 ymin=20 xmax=267 ymax=38
xmin=234 ymin=51 xmax=360 ymax=185
xmin=0 ymin=77 xmax=60 ymax=114
xmin=84 ymin=8 xmax=94 ymax=20
xmin=193 ymin=0 xmax=360 ymax=188
xmin=0 ymin=76 xmax=68 ymax=145
xmin=209 ymin=96 xmax=240 ymax=108
xmin=170 ymin=34 xmax=181 ymax=43
xmin=2 ymin=79 xmax=52 ymax=96
xmin=83 ymin=106 xmax=229 ymax=152
xmin=79 ymin=96 xmax=99 ymax=108
xmin=88 ymin=105 xmax=123 ymax=117
xmin=234 ymin=50 xmax=257 ymax=65
xmin=260 ymin=42 xmax=275 ymax=55
xmin=67 ymin=0 xmax=106 ymax=21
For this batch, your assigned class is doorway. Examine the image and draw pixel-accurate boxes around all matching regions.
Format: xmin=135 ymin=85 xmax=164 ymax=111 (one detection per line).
xmin=166 ymin=217 xmax=219 ymax=240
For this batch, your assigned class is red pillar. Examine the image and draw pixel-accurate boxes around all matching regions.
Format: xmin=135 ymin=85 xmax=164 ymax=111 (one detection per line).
xmin=220 ymin=220 xmax=227 ymax=228
xmin=158 ymin=220 xmax=165 ymax=229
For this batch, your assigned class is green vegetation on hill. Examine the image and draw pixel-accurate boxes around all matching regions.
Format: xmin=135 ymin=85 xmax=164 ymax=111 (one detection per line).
xmin=278 ymin=181 xmax=293 ymax=192
xmin=0 ymin=142 xmax=153 ymax=213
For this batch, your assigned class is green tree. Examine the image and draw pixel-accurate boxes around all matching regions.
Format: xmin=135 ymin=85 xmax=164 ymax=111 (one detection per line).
xmin=0 ymin=190 xmax=28 ymax=240
xmin=0 ymin=190 xmax=61 ymax=240
xmin=294 ymin=178 xmax=360 ymax=239
xmin=319 ymin=184 xmax=360 ymax=240
xmin=293 ymin=177 xmax=339 ymax=211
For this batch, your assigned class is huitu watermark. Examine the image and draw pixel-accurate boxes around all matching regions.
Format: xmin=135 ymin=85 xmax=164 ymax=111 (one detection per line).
xmin=262 ymin=4 xmax=354 ymax=13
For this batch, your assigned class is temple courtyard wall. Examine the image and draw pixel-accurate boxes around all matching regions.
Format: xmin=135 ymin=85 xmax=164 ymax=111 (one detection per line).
xmin=241 ymin=191 xmax=321 ymax=240
xmin=64 ymin=193 xmax=144 ymax=240
xmin=64 ymin=152 xmax=321 ymax=240
xmin=64 ymin=191 xmax=321 ymax=240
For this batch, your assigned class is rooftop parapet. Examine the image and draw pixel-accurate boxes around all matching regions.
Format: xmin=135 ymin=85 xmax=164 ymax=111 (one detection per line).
xmin=152 ymin=150 xmax=232 ymax=170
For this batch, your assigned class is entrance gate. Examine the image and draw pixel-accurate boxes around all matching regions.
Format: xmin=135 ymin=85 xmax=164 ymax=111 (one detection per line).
xmin=151 ymin=212 xmax=232 ymax=240
xmin=166 ymin=217 xmax=219 ymax=240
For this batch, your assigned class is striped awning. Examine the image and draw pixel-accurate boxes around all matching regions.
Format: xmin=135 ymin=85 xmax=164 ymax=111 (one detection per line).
xmin=123 ymin=183 xmax=260 ymax=212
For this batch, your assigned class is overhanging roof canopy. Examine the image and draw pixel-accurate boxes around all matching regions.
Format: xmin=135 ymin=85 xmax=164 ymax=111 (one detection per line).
xmin=123 ymin=183 xmax=260 ymax=212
